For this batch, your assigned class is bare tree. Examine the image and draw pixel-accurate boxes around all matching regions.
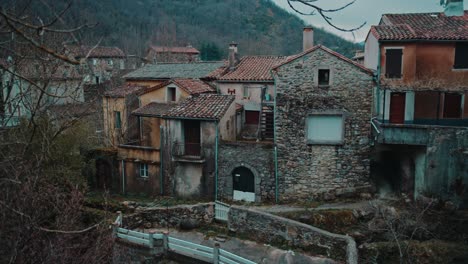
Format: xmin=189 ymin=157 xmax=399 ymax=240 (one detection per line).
xmin=286 ymin=0 xmax=366 ymax=32
xmin=0 ymin=1 xmax=114 ymax=263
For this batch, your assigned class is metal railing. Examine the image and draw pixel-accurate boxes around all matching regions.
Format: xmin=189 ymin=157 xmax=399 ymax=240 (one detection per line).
xmin=113 ymin=211 xmax=255 ymax=264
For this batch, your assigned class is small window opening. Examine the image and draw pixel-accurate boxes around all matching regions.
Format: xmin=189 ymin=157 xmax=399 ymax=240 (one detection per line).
xmin=114 ymin=111 xmax=121 ymax=128
xmin=318 ymin=69 xmax=330 ymax=86
xmin=140 ymin=163 xmax=149 ymax=178
xmin=168 ymin=87 xmax=176 ymax=102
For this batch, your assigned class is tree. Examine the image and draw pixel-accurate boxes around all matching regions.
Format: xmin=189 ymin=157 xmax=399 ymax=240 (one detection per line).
xmin=0 ymin=1 xmax=113 ymax=263
xmin=286 ymin=0 xmax=366 ymax=32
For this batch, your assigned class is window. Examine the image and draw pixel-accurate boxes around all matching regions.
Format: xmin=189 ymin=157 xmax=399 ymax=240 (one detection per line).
xmin=318 ymin=69 xmax=330 ymax=86
xmin=95 ymin=76 xmax=100 ymax=84
xmin=108 ymin=59 xmax=113 ymax=66
xmin=139 ymin=163 xmax=149 ymax=178
xmin=114 ymin=111 xmax=121 ymax=128
xmin=443 ymin=93 xmax=462 ymax=118
xmin=306 ymin=114 xmax=344 ymax=145
xmin=454 ymin=43 xmax=468 ymax=69
xmin=243 ymin=86 xmax=249 ymax=98
xmin=92 ymin=59 xmax=97 ymax=65
xmin=168 ymin=87 xmax=176 ymax=102
xmin=385 ymin=49 xmax=403 ymax=78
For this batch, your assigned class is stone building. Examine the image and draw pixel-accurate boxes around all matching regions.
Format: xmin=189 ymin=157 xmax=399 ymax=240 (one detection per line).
xmin=146 ymin=45 xmax=200 ymax=63
xmin=365 ymin=8 xmax=468 ymax=206
xmin=272 ymin=33 xmax=375 ymax=201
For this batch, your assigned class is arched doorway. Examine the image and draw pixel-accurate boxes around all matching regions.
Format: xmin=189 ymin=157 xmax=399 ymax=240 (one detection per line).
xmin=232 ymin=166 xmax=255 ymax=202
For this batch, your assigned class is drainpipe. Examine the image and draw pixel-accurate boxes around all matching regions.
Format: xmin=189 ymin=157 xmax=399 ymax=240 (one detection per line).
xmin=215 ymin=121 xmax=219 ymax=201
xmin=121 ymin=160 xmax=125 ymax=194
xmin=160 ymin=125 xmax=164 ymax=195
xmin=271 ymin=69 xmax=279 ymax=204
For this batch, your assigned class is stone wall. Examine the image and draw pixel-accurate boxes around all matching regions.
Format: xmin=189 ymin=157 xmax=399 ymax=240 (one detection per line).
xmin=123 ymin=203 xmax=214 ymax=229
xmin=218 ymin=141 xmax=275 ymax=202
xmin=228 ymin=206 xmax=357 ymax=264
xmin=273 ymin=47 xmax=374 ymax=201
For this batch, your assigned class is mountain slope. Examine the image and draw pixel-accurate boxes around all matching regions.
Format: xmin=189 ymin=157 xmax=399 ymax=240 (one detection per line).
xmin=23 ymin=0 xmax=361 ymax=58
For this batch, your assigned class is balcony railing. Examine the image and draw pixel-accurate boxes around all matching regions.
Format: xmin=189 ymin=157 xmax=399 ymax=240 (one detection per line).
xmin=172 ymin=142 xmax=203 ymax=158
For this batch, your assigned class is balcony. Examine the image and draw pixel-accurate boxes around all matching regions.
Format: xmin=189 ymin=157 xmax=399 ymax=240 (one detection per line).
xmin=172 ymin=142 xmax=205 ymax=163
xmin=372 ymin=119 xmax=429 ymax=146
xmin=118 ymin=141 xmax=160 ymax=162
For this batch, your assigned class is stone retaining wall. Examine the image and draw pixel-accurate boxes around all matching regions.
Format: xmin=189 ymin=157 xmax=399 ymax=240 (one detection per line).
xmin=123 ymin=203 xmax=214 ymax=229
xmin=228 ymin=205 xmax=357 ymax=264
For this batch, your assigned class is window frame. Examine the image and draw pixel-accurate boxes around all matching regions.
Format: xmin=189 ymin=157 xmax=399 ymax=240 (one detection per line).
xmin=384 ymin=47 xmax=404 ymax=79
xmin=114 ymin=111 xmax=121 ymax=129
xmin=306 ymin=112 xmax=345 ymax=145
xmin=318 ymin=69 xmax=330 ymax=86
xmin=139 ymin=163 xmax=149 ymax=178
xmin=167 ymin=86 xmax=176 ymax=102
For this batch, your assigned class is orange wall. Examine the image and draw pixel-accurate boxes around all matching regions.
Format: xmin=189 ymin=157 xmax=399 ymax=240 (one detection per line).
xmin=380 ymin=42 xmax=468 ymax=88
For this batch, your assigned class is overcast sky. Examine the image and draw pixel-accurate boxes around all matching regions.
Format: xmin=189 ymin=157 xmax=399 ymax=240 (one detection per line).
xmin=273 ymin=0 xmax=468 ymax=42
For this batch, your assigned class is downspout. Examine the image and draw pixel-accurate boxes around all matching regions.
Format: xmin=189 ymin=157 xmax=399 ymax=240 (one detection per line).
xmin=160 ymin=125 xmax=164 ymax=195
xmin=271 ymin=69 xmax=279 ymax=204
xmin=215 ymin=121 xmax=219 ymax=201
xmin=121 ymin=160 xmax=125 ymax=194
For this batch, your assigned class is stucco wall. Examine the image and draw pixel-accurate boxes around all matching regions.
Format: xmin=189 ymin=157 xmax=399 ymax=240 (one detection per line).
xmin=103 ymin=97 xmax=126 ymax=147
xmin=139 ymin=83 xmax=189 ymax=105
xmin=273 ymin=48 xmax=374 ymax=201
xmin=218 ymin=101 xmax=237 ymax=141
xmin=119 ymin=160 xmax=160 ymax=196
xmin=218 ymin=82 xmax=275 ymax=109
xmin=218 ymin=141 xmax=275 ymax=202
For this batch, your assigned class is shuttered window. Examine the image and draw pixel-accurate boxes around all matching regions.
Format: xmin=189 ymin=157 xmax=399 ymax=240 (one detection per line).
xmin=306 ymin=115 xmax=344 ymax=145
xmin=443 ymin=93 xmax=462 ymax=118
xmin=114 ymin=111 xmax=121 ymax=128
xmin=454 ymin=43 xmax=468 ymax=69
xmin=385 ymin=49 xmax=403 ymax=78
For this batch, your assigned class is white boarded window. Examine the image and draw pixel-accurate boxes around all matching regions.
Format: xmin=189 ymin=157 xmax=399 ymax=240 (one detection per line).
xmin=306 ymin=114 xmax=344 ymax=145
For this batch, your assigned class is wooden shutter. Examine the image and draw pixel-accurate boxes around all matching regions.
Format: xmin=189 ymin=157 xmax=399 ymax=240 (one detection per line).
xmin=454 ymin=43 xmax=468 ymax=69
xmin=385 ymin=49 xmax=403 ymax=78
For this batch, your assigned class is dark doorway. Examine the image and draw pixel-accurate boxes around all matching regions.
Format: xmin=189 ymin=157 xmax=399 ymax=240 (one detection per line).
xmin=184 ymin=120 xmax=201 ymax=156
xmin=232 ymin=166 xmax=255 ymax=193
xmin=390 ymin=92 xmax=406 ymax=124
xmin=245 ymin=111 xmax=259 ymax=125
xmin=96 ymin=159 xmax=112 ymax=190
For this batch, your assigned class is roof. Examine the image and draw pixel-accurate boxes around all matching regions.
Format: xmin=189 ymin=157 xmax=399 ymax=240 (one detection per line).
xmin=218 ymin=56 xmax=287 ymax=82
xmin=273 ymin=45 xmax=373 ymax=75
xmin=150 ymin=46 xmax=200 ymax=54
xmin=104 ymin=84 xmax=148 ymax=98
xmin=164 ymin=94 xmax=235 ymax=120
xmin=132 ymin=102 xmax=176 ymax=117
xmin=66 ymin=45 xmax=126 ymax=58
xmin=124 ymin=62 xmax=225 ymax=80
xmin=172 ymin=79 xmax=215 ymax=94
xmin=371 ymin=11 xmax=468 ymax=41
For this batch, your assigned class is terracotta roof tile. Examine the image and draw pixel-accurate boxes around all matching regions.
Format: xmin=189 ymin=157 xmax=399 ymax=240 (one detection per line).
xmin=66 ymin=45 xmax=125 ymax=58
xmin=132 ymin=102 xmax=176 ymax=117
xmin=150 ymin=46 xmax=200 ymax=54
xmin=273 ymin=45 xmax=373 ymax=75
xmin=164 ymin=94 xmax=235 ymax=120
xmin=172 ymin=79 xmax=215 ymax=94
xmin=218 ymin=56 xmax=288 ymax=82
xmin=372 ymin=11 xmax=468 ymax=41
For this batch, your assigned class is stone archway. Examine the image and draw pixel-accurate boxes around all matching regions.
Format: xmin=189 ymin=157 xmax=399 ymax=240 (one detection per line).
xmin=226 ymin=163 xmax=261 ymax=202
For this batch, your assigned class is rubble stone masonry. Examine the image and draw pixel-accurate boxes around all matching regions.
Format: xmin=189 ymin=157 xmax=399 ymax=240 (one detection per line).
xmin=273 ymin=48 xmax=374 ymax=201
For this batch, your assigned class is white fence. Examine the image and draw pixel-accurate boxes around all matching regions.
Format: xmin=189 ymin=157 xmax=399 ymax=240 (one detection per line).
xmin=215 ymin=200 xmax=230 ymax=222
xmin=113 ymin=211 xmax=255 ymax=264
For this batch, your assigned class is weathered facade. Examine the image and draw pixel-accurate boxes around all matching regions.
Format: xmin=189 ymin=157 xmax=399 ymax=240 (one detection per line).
xmin=366 ymin=10 xmax=468 ymax=206
xmin=146 ymin=45 xmax=200 ymax=63
xmin=273 ymin=45 xmax=374 ymax=201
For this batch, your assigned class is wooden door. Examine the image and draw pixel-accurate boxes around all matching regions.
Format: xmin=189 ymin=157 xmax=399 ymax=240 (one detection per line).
xmin=184 ymin=120 xmax=200 ymax=156
xmin=245 ymin=111 xmax=259 ymax=125
xmin=390 ymin=92 xmax=406 ymax=124
xmin=443 ymin=93 xmax=462 ymax=118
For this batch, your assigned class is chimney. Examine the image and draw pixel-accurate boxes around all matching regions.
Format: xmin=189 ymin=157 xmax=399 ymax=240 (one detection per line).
xmin=444 ymin=0 xmax=464 ymax=17
xmin=228 ymin=42 xmax=239 ymax=69
xmin=303 ymin=26 xmax=314 ymax=52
